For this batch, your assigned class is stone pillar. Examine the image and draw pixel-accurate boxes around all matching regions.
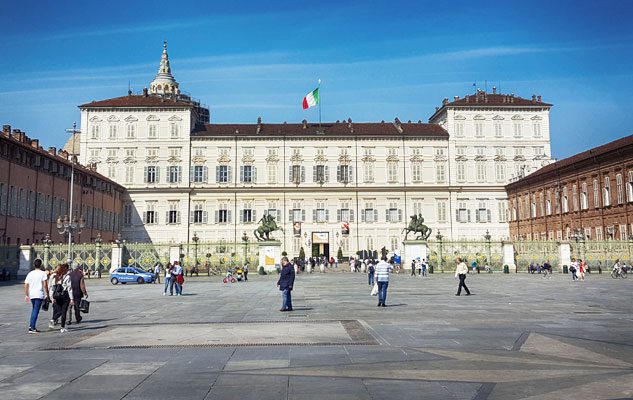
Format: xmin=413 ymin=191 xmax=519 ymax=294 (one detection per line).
xmin=402 ymin=240 xmax=429 ymax=270
xmin=558 ymin=241 xmax=571 ymax=271
xmin=502 ymin=241 xmax=516 ymax=272
xmin=18 ymin=245 xmax=33 ymax=278
xmin=258 ymin=240 xmax=282 ymax=273
xmin=111 ymin=243 xmax=123 ymax=273
xmin=94 ymin=240 xmax=102 ymax=276
xmin=169 ymin=245 xmax=182 ymax=264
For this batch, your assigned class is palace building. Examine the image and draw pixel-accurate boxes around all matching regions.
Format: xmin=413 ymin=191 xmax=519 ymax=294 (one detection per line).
xmin=78 ymin=43 xmax=554 ymax=258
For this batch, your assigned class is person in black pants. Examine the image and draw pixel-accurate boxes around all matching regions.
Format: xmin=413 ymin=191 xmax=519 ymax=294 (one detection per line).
xmin=277 ymin=257 xmax=295 ymax=311
xmin=454 ymin=258 xmax=471 ymax=296
xmin=68 ymin=265 xmax=88 ymax=324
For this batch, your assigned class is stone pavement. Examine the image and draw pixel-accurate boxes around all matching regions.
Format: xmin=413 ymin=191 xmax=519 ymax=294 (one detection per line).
xmin=0 ymin=271 xmax=632 ymax=399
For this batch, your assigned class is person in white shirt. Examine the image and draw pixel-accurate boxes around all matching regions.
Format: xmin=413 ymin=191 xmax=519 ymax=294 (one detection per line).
xmin=374 ymin=256 xmax=393 ymax=307
xmin=153 ymin=263 xmax=161 ymax=284
xmin=454 ymin=258 xmax=471 ymax=296
xmin=24 ymin=259 xmax=49 ymax=333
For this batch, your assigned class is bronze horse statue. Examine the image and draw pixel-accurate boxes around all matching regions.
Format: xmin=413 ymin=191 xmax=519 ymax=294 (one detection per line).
xmin=402 ymin=214 xmax=432 ymax=240
xmin=254 ymin=214 xmax=284 ymax=241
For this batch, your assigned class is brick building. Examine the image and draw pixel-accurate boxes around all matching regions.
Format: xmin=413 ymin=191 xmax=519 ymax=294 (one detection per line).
xmin=506 ymin=135 xmax=633 ymax=241
xmin=0 ymin=125 xmax=125 ymax=246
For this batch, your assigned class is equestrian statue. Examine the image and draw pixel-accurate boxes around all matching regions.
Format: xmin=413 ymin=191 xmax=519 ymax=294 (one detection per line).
xmin=402 ymin=214 xmax=432 ymax=240
xmin=254 ymin=214 xmax=284 ymax=241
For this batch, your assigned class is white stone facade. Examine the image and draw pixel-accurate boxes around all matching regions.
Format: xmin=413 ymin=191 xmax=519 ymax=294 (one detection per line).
xmin=77 ymin=48 xmax=553 ymax=259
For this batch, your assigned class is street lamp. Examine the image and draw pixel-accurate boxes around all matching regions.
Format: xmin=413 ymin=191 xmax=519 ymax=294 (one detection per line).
xmin=436 ymin=230 xmax=443 ymax=272
xmin=571 ymin=229 xmax=585 ymax=260
xmin=241 ymin=231 xmax=249 ymax=266
xmin=192 ymin=232 xmax=199 ymax=270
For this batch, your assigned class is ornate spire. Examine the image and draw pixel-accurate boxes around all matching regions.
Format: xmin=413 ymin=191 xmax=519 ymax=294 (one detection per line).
xmin=149 ymin=41 xmax=180 ymax=95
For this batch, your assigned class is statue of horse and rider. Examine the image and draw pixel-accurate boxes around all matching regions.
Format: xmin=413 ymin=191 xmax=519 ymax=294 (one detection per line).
xmin=402 ymin=214 xmax=432 ymax=240
xmin=254 ymin=214 xmax=284 ymax=241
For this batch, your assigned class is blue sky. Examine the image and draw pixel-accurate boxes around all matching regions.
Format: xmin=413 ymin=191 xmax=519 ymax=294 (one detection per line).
xmin=1 ymin=0 xmax=632 ymax=159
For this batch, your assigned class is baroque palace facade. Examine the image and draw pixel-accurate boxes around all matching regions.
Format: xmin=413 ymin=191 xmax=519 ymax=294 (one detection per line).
xmin=78 ymin=43 xmax=553 ymax=258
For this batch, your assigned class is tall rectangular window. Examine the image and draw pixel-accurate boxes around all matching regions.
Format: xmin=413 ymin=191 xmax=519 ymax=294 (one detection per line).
xmin=192 ymin=165 xmax=207 ymax=183
xmin=337 ymin=165 xmax=352 ymax=183
xmin=144 ymin=202 xmax=157 ymax=224
xmin=217 ymin=165 xmax=230 ymax=183
xmin=628 ymin=171 xmax=633 ymax=202
xmin=456 ymin=162 xmax=465 ymax=182
xmin=362 ymin=202 xmax=377 ymax=223
xmin=456 ymin=201 xmax=469 ymax=223
xmin=289 ymin=165 xmax=304 ymax=183
xmin=513 ymin=122 xmax=522 ymax=138
xmin=145 ymin=166 xmax=158 ymax=183
xmin=476 ymin=162 xmax=486 ymax=182
xmin=387 ymin=163 xmax=398 ymax=183
xmin=581 ymin=182 xmax=588 ymax=210
xmin=455 ymin=122 xmax=464 ymax=137
xmin=533 ymin=123 xmax=541 ymax=138
xmin=363 ymin=163 xmax=374 ymax=183
xmin=495 ymin=163 xmax=505 ymax=181
xmin=240 ymin=165 xmax=255 ymax=183
xmin=437 ymin=199 xmax=447 ymax=222
xmin=314 ymin=201 xmax=328 ymax=223
xmin=168 ymin=166 xmax=181 ymax=183
xmin=494 ymin=122 xmax=502 ymax=138
xmin=123 ymin=203 xmax=132 ymax=225
xmin=604 ymin=176 xmax=611 ymax=207
xmin=314 ymin=165 xmax=328 ymax=183
xmin=109 ymin=125 xmax=117 ymax=139
xmin=593 ymin=178 xmax=600 ymax=208
xmin=167 ymin=201 xmax=180 ymax=224
xmin=170 ymin=123 xmax=179 ymax=139
xmin=572 ymin=184 xmax=578 ymax=211
xmin=267 ymin=163 xmax=277 ymax=184
xmin=616 ymin=173 xmax=624 ymax=204
xmin=411 ymin=163 xmax=422 ymax=182
xmin=498 ymin=200 xmax=508 ymax=223
xmin=127 ymin=124 xmax=135 ymax=139
xmin=436 ymin=163 xmax=446 ymax=183
xmin=386 ymin=202 xmax=400 ymax=223
xmin=475 ymin=122 xmax=484 ymax=137
xmin=241 ymin=202 xmax=254 ymax=223
xmin=148 ymin=124 xmax=157 ymax=139
xmin=91 ymin=125 xmax=100 ymax=139
xmin=192 ymin=202 xmax=207 ymax=224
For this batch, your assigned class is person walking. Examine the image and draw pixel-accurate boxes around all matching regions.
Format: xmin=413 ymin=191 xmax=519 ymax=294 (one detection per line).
xmin=277 ymin=256 xmax=295 ymax=311
xmin=154 ymin=263 xmax=161 ymax=284
xmin=578 ymin=259 xmax=586 ymax=281
xmin=454 ymin=258 xmax=471 ymax=296
xmin=367 ymin=260 xmax=375 ymax=286
xmin=375 ymin=256 xmax=392 ymax=307
xmin=243 ymin=263 xmax=249 ymax=281
xmin=68 ymin=264 xmax=88 ymax=325
xmin=24 ymin=259 xmax=49 ymax=333
xmin=410 ymin=260 xmax=416 ymax=277
xmin=48 ymin=264 xmax=74 ymax=332
xmin=173 ymin=261 xmax=184 ymax=296
xmin=163 ymin=262 xmax=173 ymax=296
xmin=570 ymin=258 xmax=578 ymax=281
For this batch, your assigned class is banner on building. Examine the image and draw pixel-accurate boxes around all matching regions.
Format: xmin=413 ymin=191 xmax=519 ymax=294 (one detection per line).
xmin=312 ymin=232 xmax=329 ymax=244
xmin=341 ymin=222 xmax=350 ymax=236
xmin=293 ymin=221 xmax=302 ymax=237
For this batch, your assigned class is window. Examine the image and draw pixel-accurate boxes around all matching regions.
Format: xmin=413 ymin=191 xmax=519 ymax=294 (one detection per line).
xmin=435 ymin=148 xmax=445 ymax=157
xmin=456 ymin=161 xmax=466 ymax=182
xmin=127 ymin=124 xmax=135 ymax=139
xmin=620 ymin=224 xmax=627 ymax=240
xmin=387 ymin=147 xmax=398 ymax=156
xmin=216 ymin=203 xmax=231 ymax=223
xmin=595 ymin=226 xmax=603 ymax=241
xmin=475 ymin=147 xmax=486 ymax=157
xmin=241 ymin=201 xmax=255 ymax=223
xmin=290 ymin=201 xmax=305 ymax=222
xmin=498 ymin=200 xmax=508 ymax=223
xmin=628 ymin=171 xmax=633 ymax=202
xmin=125 ymin=149 xmax=135 ymax=158
xmin=313 ymin=165 xmax=328 ymax=183
xmin=289 ymin=165 xmax=305 ymax=183
xmin=147 ymin=148 xmax=158 ymax=158
xmin=513 ymin=122 xmax=522 ymax=138
xmin=412 ymin=199 xmax=423 ymax=215
xmin=593 ymin=178 xmax=600 ymax=208
xmin=476 ymin=162 xmax=486 ymax=182
xmin=194 ymin=148 xmax=204 ymax=157
xmin=476 ymin=201 xmax=491 ymax=223
xmin=475 ymin=122 xmax=484 ymax=138
xmin=562 ymin=187 xmax=569 ymax=213
xmin=604 ymin=176 xmax=611 ymax=206
xmin=362 ymin=202 xmax=377 ymax=223
xmin=89 ymin=149 xmax=99 ymax=159
xmin=216 ymin=165 xmax=231 ymax=183
xmin=168 ymin=166 xmax=181 ymax=183
xmin=363 ymin=163 xmax=374 ymax=183
xmin=107 ymin=148 xmax=117 ymax=158
xmin=363 ymin=147 xmax=373 ymax=156
xmin=514 ymin=147 xmax=524 ymax=157
xmin=169 ymin=148 xmax=181 ymax=158
xmin=144 ymin=202 xmax=157 ymax=224
xmin=267 ymin=163 xmax=277 ymax=184
xmin=91 ymin=125 xmax=100 ymax=139
xmin=456 ymin=147 xmax=466 ymax=156
xmin=539 ymin=192 xmax=545 ymax=217
xmin=387 ymin=163 xmax=398 ymax=183
xmin=170 ymin=123 xmax=179 ymax=139
xmin=495 ymin=163 xmax=505 ymax=181
xmin=616 ymin=173 xmax=624 ymax=204
xmin=219 ymin=147 xmax=230 ymax=157
xmin=554 ymin=189 xmax=561 ymax=214
xmin=581 ymin=182 xmax=588 ymax=210
xmin=412 ymin=162 xmax=422 ymax=182
xmin=240 ymin=165 xmax=255 ymax=183
xmin=530 ymin=195 xmax=537 ymax=218
xmin=189 ymin=202 xmax=206 ymax=224
xmin=107 ymin=165 xmax=116 ymax=179
xmin=436 ymin=163 xmax=446 ymax=183
xmin=267 ymin=147 xmax=278 ymax=157
xmin=495 ymin=147 xmax=504 ymax=157
xmin=148 ymin=124 xmax=157 ymax=139
xmin=494 ymin=122 xmax=502 ymax=138
xmin=437 ymin=199 xmax=447 ymax=222
xmin=145 ymin=166 xmax=158 ymax=183
xmin=533 ymin=123 xmax=541 ymax=138
xmin=533 ymin=147 xmax=544 ymax=158
xmin=572 ymin=184 xmax=578 ymax=211
xmin=386 ymin=202 xmax=401 ymax=223
xmin=456 ymin=201 xmax=470 ymax=223
xmin=338 ymin=201 xmax=354 ymax=222
xmin=455 ymin=122 xmax=464 ymax=137
xmin=109 ymin=125 xmax=117 ymax=139
xmin=314 ymin=201 xmax=328 ymax=223
xmin=123 ymin=203 xmax=132 ymax=225
xmin=167 ymin=201 xmax=180 ymax=224
xmin=192 ymin=165 xmax=207 ymax=183
xmin=337 ymin=165 xmax=352 ymax=183
xmin=265 ymin=203 xmax=280 ymax=221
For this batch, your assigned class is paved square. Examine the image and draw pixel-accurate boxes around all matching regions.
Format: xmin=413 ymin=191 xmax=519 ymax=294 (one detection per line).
xmin=1 ymin=271 xmax=632 ymax=399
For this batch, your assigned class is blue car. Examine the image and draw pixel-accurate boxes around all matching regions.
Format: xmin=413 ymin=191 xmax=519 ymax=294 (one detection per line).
xmin=110 ymin=266 xmax=155 ymax=285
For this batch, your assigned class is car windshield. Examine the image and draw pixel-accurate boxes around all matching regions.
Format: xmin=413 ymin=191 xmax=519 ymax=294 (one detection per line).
xmin=131 ymin=267 xmax=147 ymax=273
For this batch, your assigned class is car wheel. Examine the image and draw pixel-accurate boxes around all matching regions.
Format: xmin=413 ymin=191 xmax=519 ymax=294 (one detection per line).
xmin=137 ymin=277 xmax=145 ymax=284
xmin=111 ymin=277 xmax=119 ymax=285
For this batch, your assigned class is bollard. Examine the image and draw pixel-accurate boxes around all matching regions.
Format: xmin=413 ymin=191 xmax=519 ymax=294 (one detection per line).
xmin=429 ymin=265 xmax=434 ymax=274
xmin=503 ymin=265 xmax=509 ymax=274
xmin=563 ymin=265 xmax=568 ymax=274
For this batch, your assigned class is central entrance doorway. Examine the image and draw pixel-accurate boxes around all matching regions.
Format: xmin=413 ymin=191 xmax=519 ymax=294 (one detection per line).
xmin=311 ymin=232 xmax=330 ymax=259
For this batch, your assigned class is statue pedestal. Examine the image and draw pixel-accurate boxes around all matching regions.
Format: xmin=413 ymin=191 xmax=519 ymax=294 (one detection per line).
xmin=258 ymin=240 xmax=282 ymax=273
xmin=403 ymin=240 xmax=429 ymax=270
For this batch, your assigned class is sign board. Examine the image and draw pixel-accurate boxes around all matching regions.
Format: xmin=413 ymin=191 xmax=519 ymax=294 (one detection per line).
xmin=312 ymin=232 xmax=329 ymax=244
xmin=293 ymin=221 xmax=301 ymax=237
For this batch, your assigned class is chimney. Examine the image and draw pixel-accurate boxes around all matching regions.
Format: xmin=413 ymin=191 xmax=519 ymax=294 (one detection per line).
xmin=532 ymin=94 xmax=537 ymax=102
xmin=59 ymin=150 xmax=68 ymax=159
xmin=492 ymin=86 xmax=497 ymax=94
xmin=2 ymin=124 xmax=10 ymax=135
xmin=302 ymin=119 xmax=308 ymax=129
xmin=347 ymin=117 xmax=352 ymax=127
xmin=418 ymin=120 xmax=422 ymax=123
xmin=537 ymin=95 xmax=542 ymax=102
xmin=442 ymin=98 xmax=448 ymax=105
xmin=48 ymin=147 xmax=57 ymax=156
xmin=435 ymin=107 xmax=439 ymax=111
xmin=127 ymin=89 xmax=132 ymax=96
xmin=407 ymin=120 xmax=411 ymax=123
xmin=465 ymin=96 xmax=469 ymax=103
xmin=30 ymin=139 xmax=39 ymax=148
xmin=143 ymin=87 xmax=148 ymax=97
xmin=257 ymin=116 xmax=262 ymax=134
xmin=454 ymin=96 xmax=459 ymax=101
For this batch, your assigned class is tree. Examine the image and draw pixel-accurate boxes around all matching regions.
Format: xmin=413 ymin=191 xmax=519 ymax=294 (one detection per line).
xmin=299 ymin=247 xmax=306 ymax=260
xmin=337 ymin=247 xmax=343 ymax=261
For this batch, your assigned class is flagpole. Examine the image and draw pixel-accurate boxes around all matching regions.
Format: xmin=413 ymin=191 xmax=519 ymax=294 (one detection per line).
xmin=318 ymin=79 xmax=321 ymax=129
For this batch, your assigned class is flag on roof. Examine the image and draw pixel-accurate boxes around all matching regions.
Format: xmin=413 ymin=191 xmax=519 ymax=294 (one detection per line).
xmin=302 ymin=87 xmax=320 ymax=110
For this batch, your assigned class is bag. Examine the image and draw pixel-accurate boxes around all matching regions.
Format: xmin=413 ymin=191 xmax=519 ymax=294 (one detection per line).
xmin=41 ymin=299 xmax=50 ymax=311
xmin=52 ymin=284 xmax=64 ymax=301
xmin=177 ymin=275 xmax=184 ymax=285
xmin=79 ymin=298 xmax=90 ymax=313
xmin=370 ymin=282 xmax=378 ymax=296
xmin=570 ymin=266 xmax=576 ymax=273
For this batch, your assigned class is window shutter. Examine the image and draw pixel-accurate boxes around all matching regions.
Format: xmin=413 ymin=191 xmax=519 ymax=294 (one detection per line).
xmin=361 ymin=210 xmax=365 ymax=222
xmin=276 ymin=209 xmax=281 ymax=222
xmin=155 ymin=167 xmax=160 ymax=183
xmin=190 ymin=211 xmax=195 ymax=223
xmin=203 ymin=211 xmax=208 ymax=224
xmin=228 ymin=166 xmax=232 ymax=182
xmin=312 ymin=209 xmax=317 ymax=222
xmin=142 ymin=212 xmax=147 ymax=223
xmin=228 ymin=210 xmax=232 ymax=223
xmin=301 ymin=166 xmax=305 ymax=182
xmin=350 ymin=209 xmax=354 ymax=222
xmin=385 ymin=209 xmax=390 ymax=222
xmin=325 ymin=209 xmax=329 ymax=222
xmin=252 ymin=210 xmax=256 ymax=223
xmin=337 ymin=166 xmax=342 ymax=182
xmin=216 ymin=166 xmax=220 ymax=183
xmin=288 ymin=209 xmax=293 ymax=222
xmin=143 ymin=167 xmax=148 ymax=183
xmin=398 ymin=209 xmax=403 ymax=222
xmin=190 ymin=166 xmax=194 ymax=182
xmin=313 ymin=166 xmax=317 ymax=182
xmin=215 ymin=210 xmax=219 ymax=223
xmin=165 ymin=211 xmax=170 ymax=224
xmin=324 ymin=166 xmax=329 ymax=182
xmin=253 ymin=167 xmax=257 ymax=183
xmin=203 ymin=166 xmax=208 ymax=183
xmin=239 ymin=210 xmax=243 ymax=222
xmin=487 ymin=209 xmax=492 ymax=222
xmin=301 ymin=209 xmax=306 ymax=222
xmin=154 ymin=212 xmax=158 ymax=224
xmin=240 ymin=166 xmax=244 ymax=182
xmin=337 ymin=209 xmax=341 ymax=222
xmin=178 ymin=166 xmax=182 ymax=183
xmin=467 ymin=209 xmax=471 ymax=222
xmin=455 ymin=209 xmax=460 ymax=222
xmin=348 ymin=166 xmax=353 ymax=182
xmin=476 ymin=210 xmax=480 ymax=223
xmin=177 ymin=211 xmax=181 ymax=224
xmin=374 ymin=209 xmax=379 ymax=222
xmin=288 ymin=166 xmax=293 ymax=182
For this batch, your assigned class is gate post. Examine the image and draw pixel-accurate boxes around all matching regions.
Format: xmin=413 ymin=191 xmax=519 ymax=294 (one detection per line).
xmin=43 ymin=234 xmax=52 ymax=270
xmin=94 ymin=233 xmax=102 ymax=278
xmin=502 ymin=240 xmax=516 ymax=272
xmin=558 ymin=241 xmax=571 ymax=271
xmin=18 ymin=244 xmax=34 ymax=278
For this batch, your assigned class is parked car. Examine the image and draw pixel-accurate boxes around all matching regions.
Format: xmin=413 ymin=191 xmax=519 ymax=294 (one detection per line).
xmin=110 ymin=266 xmax=155 ymax=285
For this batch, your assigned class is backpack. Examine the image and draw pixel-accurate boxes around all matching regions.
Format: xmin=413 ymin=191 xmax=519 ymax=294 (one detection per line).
xmin=52 ymin=283 xmax=65 ymax=301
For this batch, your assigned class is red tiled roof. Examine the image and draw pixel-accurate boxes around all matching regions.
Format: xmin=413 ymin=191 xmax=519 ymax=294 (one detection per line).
xmin=429 ymin=93 xmax=552 ymax=122
xmin=195 ymin=121 xmax=448 ymax=138
xmin=79 ymin=95 xmax=195 ymax=108
xmin=506 ymin=134 xmax=633 ymax=189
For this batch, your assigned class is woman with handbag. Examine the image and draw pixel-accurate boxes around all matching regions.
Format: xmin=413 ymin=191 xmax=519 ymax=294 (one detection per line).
xmin=48 ymin=264 xmax=74 ymax=333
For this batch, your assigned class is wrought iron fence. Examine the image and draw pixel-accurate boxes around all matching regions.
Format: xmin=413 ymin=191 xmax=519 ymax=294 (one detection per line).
xmin=427 ymin=240 xmax=504 ymax=271
xmin=514 ymin=240 xmax=560 ymax=270
xmin=579 ymin=240 xmax=632 ymax=268
xmin=122 ymin=242 xmax=171 ymax=271
xmin=0 ymin=245 xmax=20 ymax=276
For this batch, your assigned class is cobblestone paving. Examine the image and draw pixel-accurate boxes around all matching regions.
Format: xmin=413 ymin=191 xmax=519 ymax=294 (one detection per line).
xmin=1 ymin=271 xmax=632 ymax=399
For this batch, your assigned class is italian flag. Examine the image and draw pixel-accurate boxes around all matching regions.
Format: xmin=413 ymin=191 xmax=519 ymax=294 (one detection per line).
xmin=302 ymin=87 xmax=320 ymax=109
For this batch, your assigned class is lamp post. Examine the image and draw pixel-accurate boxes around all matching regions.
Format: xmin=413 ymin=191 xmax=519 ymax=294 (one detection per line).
xmin=304 ymin=231 xmax=312 ymax=256
xmin=93 ymin=233 xmax=102 ymax=278
xmin=43 ymin=234 xmax=52 ymax=270
xmin=241 ymin=231 xmax=249 ymax=266
xmin=484 ymin=229 xmax=492 ymax=268
xmin=192 ymin=232 xmax=199 ymax=270
xmin=436 ymin=230 xmax=443 ymax=272
xmin=571 ymin=228 xmax=585 ymax=260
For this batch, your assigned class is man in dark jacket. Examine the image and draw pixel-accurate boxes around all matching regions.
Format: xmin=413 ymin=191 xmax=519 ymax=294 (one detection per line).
xmin=277 ymin=257 xmax=295 ymax=312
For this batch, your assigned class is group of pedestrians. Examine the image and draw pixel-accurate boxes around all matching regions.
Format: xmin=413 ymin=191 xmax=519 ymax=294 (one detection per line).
xmin=24 ymin=259 xmax=88 ymax=334
xmin=569 ymin=258 xmax=586 ymax=281
xmin=410 ymin=258 xmax=429 ymax=277
xmin=161 ymin=261 xmax=185 ymax=296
